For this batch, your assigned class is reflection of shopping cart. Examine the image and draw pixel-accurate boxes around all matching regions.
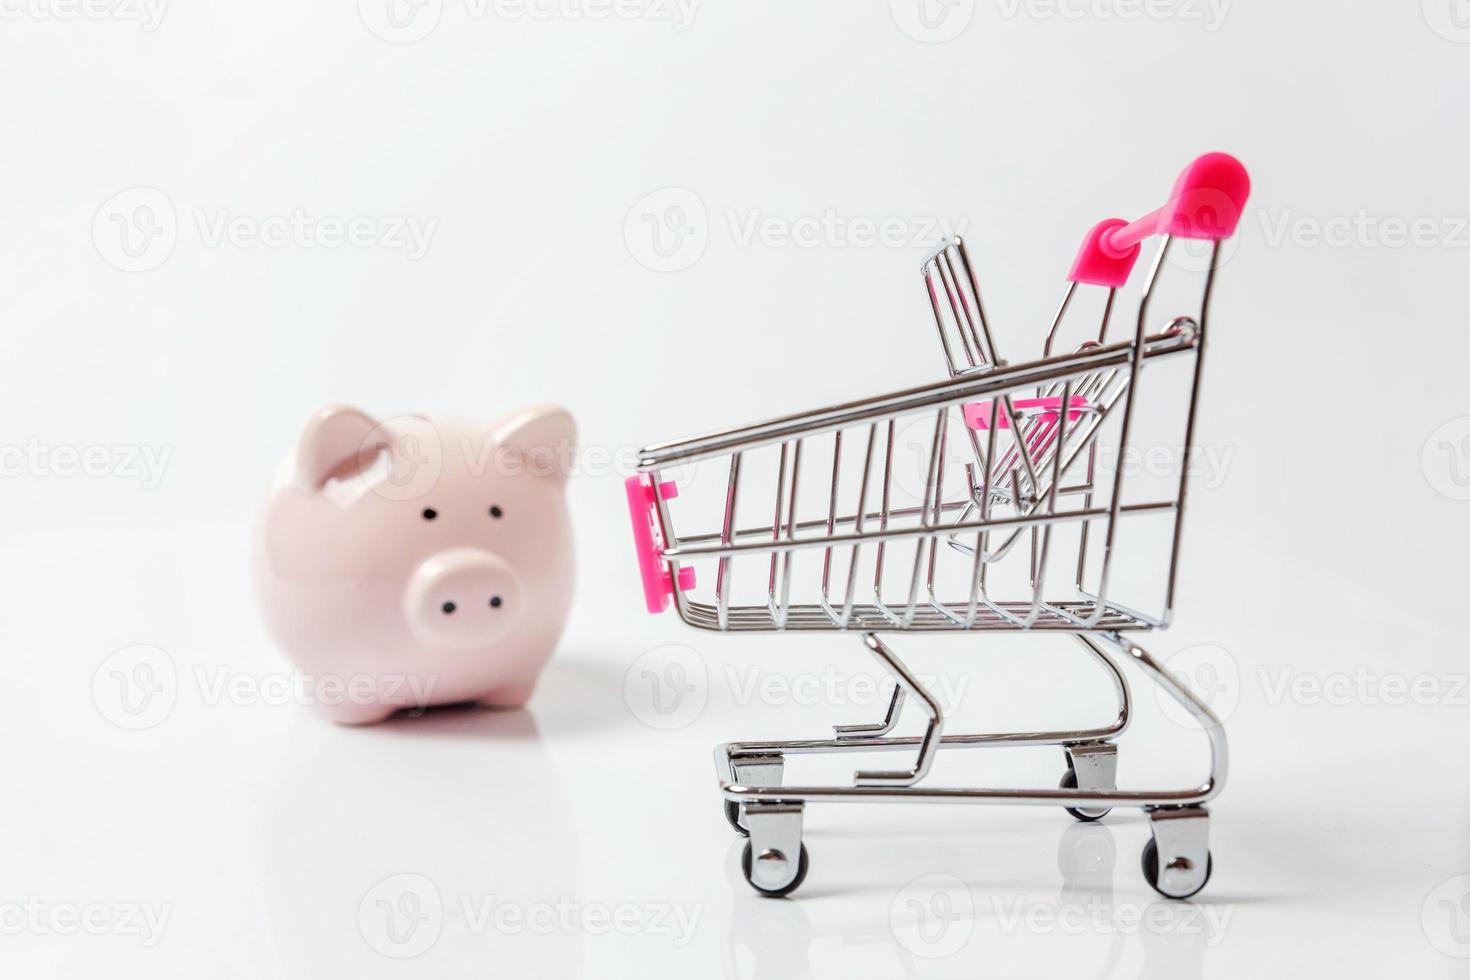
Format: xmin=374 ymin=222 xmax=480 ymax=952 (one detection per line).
xmin=625 ymin=154 xmax=1250 ymax=899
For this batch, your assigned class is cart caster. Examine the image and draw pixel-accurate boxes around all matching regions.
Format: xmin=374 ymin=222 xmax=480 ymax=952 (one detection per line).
xmin=740 ymin=802 xmax=806 ymax=897
xmin=724 ymin=753 xmax=784 ymax=838
xmin=1141 ymin=806 xmax=1213 ymax=899
xmin=741 ymin=841 xmax=810 ymax=898
xmin=1060 ymin=742 xmax=1116 ymax=822
xmin=1059 ymin=767 xmax=1111 ymax=822
xmin=724 ymin=799 xmax=749 ymax=837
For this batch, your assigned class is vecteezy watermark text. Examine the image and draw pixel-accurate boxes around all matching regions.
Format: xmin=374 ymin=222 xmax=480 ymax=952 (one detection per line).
xmin=357 ymin=0 xmax=699 ymax=44
xmin=994 ymin=0 xmax=1230 ymax=31
xmin=336 ymin=420 xmax=632 ymax=506
xmin=93 ymin=187 xmax=437 ymax=272
xmin=191 ymin=665 xmax=439 ymax=713
xmin=623 ymin=645 xmax=971 ymax=730
xmin=1259 ymin=665 xmax=1470 ymax=708
xmin=193 ymin=209 xmax=436 ymax=260
xmin=357 ymin=873 xmax=701 ymax=958
xmin=887 ymin=873 xmax=1234 ymax=960
xmin=724 ymin=664 xmax=969 ymax=715
xmin=990 ymin=893 xmax=1234 ymax=943
xmin=1258 ymin=209 xmax=1470 ymax=250
xmin=0 ymin=0 xmax=167 ymax=30
xmin=459 ymin=894 xmax=701 ymax=946
xmin=625 ymin=187 xmax=969 ymax=273
xmin=92 ymin=644 xmax=441 ymax=731
xmin=0 ymin=439 xmax=171 ymax=489
xmin=0 ymin=897 xmax=172 ymax=947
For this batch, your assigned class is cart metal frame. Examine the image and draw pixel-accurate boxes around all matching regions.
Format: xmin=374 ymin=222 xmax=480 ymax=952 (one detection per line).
xmin=625 ymin=155 xmax=1249 ymax=899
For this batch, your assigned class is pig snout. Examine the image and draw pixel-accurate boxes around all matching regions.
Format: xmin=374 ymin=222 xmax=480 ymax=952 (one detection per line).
xmin=404 ymin=548 xmax=524 ymax=650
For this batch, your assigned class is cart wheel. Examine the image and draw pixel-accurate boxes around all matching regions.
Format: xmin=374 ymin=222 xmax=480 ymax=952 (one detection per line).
xmin=724 ymin=799 xmax=750 ymax=837
xmin=741 ymin=841 xmax=810 ymax=898
xmin=1141 ymin=837 xmax=1213 ymax=900
xmin=1059 ymin=767 xmax=1112 ymax=822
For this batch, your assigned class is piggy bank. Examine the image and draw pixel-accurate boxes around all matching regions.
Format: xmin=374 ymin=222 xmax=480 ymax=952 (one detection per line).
xmin=253 ymin=404 xmax=575 ymax=725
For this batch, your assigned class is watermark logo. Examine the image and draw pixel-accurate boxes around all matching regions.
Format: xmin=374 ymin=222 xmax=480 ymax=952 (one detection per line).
xmin=354 ymin=415 xmax=446 ymax=504
xmin=93 ymin=187 xmax=177 ymax=273
xmin=358 ymin=0 xmax=443 ymax=43
xmin=92 ymin=644 xmax=177 ymax=731
xmin=1154 ymin=643 xmax=1238 ymax=729
xmin=625 ymin=187 xmax=708 ymax=273
xmin=890 ymin=0 xmax=975 ymax=43
xmin=890 ymin=874 xmax=974 ymax=958
xmin=1424 ymin=417 xmax=1470 ymax=501
xmin=624 ymin=644 xmax=707 ymax=729
xmin=1424 ymin=874 xmax=1470 ymax=958
xmin=1165 ymin=231 xmax=1240 ymax=275
xmin=359 ymin=873 xmax=444 ymax=958
xmin=1157 ymin=183 xmax=1246 ymax=274
xmin=1422 ymin=0 xmax=1470 ymax=42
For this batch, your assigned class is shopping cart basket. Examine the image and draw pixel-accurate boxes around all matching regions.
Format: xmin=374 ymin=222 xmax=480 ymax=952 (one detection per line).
xmin=624 ymin=153 xmax=1250 ymax=899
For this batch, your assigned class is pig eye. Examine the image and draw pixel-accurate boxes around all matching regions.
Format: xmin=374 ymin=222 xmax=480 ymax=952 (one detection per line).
xmin=422 ymin=508 xmax=438 ymax=521
xmin=489 ymin=505 xmax=503 ymax=519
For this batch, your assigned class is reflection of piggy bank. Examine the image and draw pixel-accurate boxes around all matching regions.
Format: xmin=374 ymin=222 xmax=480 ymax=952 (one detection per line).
xmin=253 ymin=404 xmax=576 ymax=724
xmin=262 ymin=711 xmax=581 ymax=976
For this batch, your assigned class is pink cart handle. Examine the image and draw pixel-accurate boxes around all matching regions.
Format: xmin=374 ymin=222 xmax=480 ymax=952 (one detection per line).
xmin=1068 ymin=152 xmax=1251 ymax=288
xmin=625 ymin=474 xmax=696 ymax=614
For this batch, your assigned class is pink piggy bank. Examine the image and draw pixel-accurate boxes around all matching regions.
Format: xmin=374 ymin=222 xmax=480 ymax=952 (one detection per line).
xmin=253 ymin=404 xmax=576 ymax=725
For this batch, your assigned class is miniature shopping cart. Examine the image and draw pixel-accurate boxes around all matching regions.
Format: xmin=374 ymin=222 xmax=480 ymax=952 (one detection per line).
xmin=625 ymin=154 xmax=1250 ymax=899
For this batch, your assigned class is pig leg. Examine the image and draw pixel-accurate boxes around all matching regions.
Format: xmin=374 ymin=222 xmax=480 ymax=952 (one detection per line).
xmin=479 ymin=679 xmax=538 ymax=710
xmin=319 ymin=700 xmax=402 ymax=726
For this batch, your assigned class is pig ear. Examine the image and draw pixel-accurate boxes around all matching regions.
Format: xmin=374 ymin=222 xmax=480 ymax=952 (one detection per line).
xmin=296 ymin=405 xmax=387 ymax=488
xmin=493 ymin=405 xmax=577 ymax=484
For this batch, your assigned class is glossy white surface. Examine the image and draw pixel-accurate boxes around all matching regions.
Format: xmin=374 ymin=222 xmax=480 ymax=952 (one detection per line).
xmin=3 ymin=3 xmax=1468 ymax=976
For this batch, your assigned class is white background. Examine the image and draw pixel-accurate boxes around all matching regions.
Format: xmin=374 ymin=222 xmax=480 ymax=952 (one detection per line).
xmin=3 ymin=0 xmax=1469 ymax=976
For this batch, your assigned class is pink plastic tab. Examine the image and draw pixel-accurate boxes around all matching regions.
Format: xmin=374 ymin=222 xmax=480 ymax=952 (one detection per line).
xmin=1068 ymin=153 xmax=1251 ymax=287
xmin=625 ymin=475 xmax=696 ymax=614
xmin=1158 ymin=152 xmax=1251 ymax=240
xmin=1068 ymin=219 xmax=1139 ymax=288
xmin=963 ymin=396 xmax=1089 ymax=430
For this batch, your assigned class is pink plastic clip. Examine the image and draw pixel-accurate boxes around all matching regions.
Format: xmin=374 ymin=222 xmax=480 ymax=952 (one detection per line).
xmin=625 ymin=475 xmax=696 ymax=614
xmin=1068 ymin=152 xmax=1251 ymax=288
xmin=1068 ymin=219 xmax=1139 ymax=289
xmin=963 ymin=396 xmax=1089 ymax=431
